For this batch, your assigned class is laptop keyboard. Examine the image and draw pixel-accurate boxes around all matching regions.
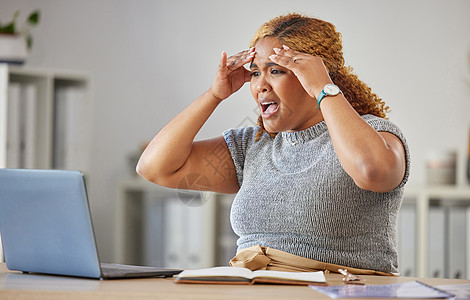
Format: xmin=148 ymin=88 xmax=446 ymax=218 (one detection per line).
xmin=100 ymin=263 xmax=181 ymax=278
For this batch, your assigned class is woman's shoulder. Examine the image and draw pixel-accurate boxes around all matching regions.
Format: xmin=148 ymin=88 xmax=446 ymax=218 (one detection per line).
xmin=223 ymin=125 xmax=259 ymax=139
xmin=223 ymin=125 xmax=272 ymax=156
xmin=223 ymin=125 xmax=272 ymax=145
xmin=361 ymin=113 xmax=408 ymax=152
xmin=361 ymin=114 xmax=404 ymax=134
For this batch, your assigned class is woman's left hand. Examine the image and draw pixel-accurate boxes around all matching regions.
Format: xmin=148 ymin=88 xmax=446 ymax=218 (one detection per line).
xmin=268 ymin=45 xmax=333 ymax=99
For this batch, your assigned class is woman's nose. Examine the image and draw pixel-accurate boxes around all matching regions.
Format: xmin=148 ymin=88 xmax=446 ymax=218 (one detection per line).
xmin=256 ymin=77 xmax=271 ymax=93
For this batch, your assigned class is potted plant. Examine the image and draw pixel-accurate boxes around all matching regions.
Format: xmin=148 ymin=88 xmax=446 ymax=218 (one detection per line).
xmin=0 ymin=10 xmax=40 ymax=64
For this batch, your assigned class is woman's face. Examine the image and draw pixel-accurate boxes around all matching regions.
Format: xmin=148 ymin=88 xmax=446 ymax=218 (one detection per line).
xmin=250 ymin=37 xmax=322 ymax=133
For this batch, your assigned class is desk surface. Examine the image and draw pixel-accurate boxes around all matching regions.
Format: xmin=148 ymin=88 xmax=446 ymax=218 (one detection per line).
xmin=0 ymin=263 xmax=469 ymax=300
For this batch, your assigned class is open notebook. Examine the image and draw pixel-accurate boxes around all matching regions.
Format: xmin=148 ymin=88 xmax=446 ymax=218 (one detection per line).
xmin=175 ymin=266 xmax=327 ymax=285
xmin=0 ymin=169 xmax=182 ymax=279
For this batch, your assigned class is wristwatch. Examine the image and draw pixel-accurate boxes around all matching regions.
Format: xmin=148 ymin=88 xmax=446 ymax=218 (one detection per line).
xmin=317 ymin=84 xmax=342 ymax=107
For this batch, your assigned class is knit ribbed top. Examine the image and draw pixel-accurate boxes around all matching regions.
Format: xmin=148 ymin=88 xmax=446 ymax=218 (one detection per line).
xmin=223 ymin=114 xmax=410 ymax=273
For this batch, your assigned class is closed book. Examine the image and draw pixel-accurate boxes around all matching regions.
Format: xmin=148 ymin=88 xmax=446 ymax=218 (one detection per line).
xmin=428 ymin=206 xmax=445 ymax=278
xmin=20 ymin=82 xmax=37 ymax=168
xmin=398 ymin=203 xmax=416 ymax=276
xmin=6 ymin=82 xmax=21 ymax=168
xmin=185 ymin=203 xmax=204 ymax=269
xmin=447 ymin=206 xmax=466 ymax=279
xmin=175 ymin=266 xmax=327 ymax=285
xmin=163 ymin=198 xmax=185 ymax=268
xmin=53 ymin=86 xmax=84 ymax=170
xmin=143 ymin=191 xmax=164 ymax=267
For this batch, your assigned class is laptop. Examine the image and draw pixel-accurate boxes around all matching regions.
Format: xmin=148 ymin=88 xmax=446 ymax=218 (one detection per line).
xmin=0 ymin=168 xmax=182 ymax=279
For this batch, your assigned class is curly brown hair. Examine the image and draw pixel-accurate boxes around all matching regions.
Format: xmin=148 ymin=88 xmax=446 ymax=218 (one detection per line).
xmin=250 ymin=13 xmax=389 ymax=141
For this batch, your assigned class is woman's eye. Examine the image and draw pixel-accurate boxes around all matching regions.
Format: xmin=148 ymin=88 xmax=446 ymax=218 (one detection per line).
xmin=250 ymin=71 xmax=260 ymax=77
xmin=271 ymin=69 xmax=282 ymax=75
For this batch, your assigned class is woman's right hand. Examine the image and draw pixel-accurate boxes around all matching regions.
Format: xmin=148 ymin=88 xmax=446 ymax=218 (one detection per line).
xmin=210 ymin=48 xmax=255 ymax=101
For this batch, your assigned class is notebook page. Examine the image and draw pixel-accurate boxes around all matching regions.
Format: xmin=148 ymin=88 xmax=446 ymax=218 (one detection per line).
xmin=252 ymin=270 xmax=326 ymax=282
xmin=178 ymin=267 xmax=254 ymax=279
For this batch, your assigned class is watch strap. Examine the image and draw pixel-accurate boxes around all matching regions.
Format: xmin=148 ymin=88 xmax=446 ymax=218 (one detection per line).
xmin=317 ymin=90 xmax=328 ymax=107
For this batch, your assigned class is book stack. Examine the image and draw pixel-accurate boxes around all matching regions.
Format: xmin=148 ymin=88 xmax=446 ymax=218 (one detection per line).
xmin=142 ymin=194 xmax=207 ymax=269
xmin=214 ymin=194 xmax=238 ymax=266
xmin=398 ymin=200 xmax=469 ymax=279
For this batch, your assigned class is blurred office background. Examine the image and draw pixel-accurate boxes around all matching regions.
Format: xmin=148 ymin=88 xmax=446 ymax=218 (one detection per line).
xmin=1 ymin=0 xmax=469 ymax=278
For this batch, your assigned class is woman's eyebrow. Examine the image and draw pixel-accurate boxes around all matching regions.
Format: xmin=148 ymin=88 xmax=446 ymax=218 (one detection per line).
xmin=250 ymin=62 xmax=280 ymax=69
xmin=265 ymin=62 xmax=280 ymax=67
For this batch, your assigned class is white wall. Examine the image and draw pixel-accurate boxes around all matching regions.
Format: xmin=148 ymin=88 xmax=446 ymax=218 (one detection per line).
xmin=1 ymin=0 xmax=469 ymax=261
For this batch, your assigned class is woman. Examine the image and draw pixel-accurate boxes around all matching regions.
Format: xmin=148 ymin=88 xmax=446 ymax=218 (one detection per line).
xmin=137 ymin=13 xmax=409 ymax=275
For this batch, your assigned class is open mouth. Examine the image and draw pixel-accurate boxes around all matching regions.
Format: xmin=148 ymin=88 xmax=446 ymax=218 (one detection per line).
xmin=260 ymin=101 xmax=279 ymax=115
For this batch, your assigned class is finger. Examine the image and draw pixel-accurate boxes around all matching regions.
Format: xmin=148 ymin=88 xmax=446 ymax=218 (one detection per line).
xmin=280 ymin=45 xmax=303 ymax=57
xmin=273 ymin=46 xmax=307 ymax=62
xmin=280 ymin=45 xmax=298 ymax=62
xmin=226 ymin=51 xmax=254 ymax=70
xmin=226 ymin=48 xmax=255 ymax=71
xmin=269 ymin=52 xmax=298 ymax=68
xmin=226 ymin=49 xmax=250 ymax=62
xmin=219 ymin=51 xmax=228 ymax=68
xmin=217 ymin=51 xmax=229 ymax=78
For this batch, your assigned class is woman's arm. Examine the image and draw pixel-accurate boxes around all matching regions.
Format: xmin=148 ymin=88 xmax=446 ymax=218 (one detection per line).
xmin=269 ymin=46 xmax=406 ymax=193
xmin=136 ymin=49 xmax=254 ymax=194
xmin=318 ymin=97 xmax=406 ymax=193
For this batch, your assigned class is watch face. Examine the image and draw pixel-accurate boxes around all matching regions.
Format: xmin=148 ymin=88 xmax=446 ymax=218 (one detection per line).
xmin=324 ymin=84 xmax=340 ymax=95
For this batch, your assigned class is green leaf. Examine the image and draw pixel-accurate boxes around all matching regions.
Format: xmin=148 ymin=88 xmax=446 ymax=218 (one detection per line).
xmin=26 ymin=35 xmax=33 ymax=50
xmin=0 ymin=22 xmax=15 ymax=34
xmin=27 ymin=10 xmax=40 ymax=25
xmin=0 ymin=10 xmax=19 ymax=33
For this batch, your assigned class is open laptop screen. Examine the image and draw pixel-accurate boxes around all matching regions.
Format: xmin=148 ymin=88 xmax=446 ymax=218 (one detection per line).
xmin=0 ymin=169 xmax=103 ymax=278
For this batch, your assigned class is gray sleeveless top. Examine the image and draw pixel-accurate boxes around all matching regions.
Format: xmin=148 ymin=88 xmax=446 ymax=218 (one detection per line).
xmin=223 ymin=114 xmax=410 ymax=273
